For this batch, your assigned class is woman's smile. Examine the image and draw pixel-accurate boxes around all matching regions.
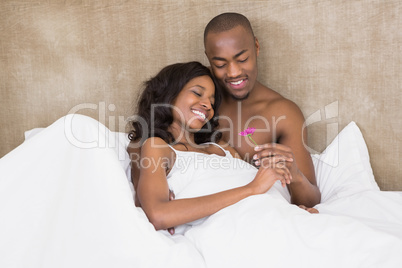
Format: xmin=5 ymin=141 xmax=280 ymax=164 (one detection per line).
xmin=191 ymin=109 xmax=207 ymax=121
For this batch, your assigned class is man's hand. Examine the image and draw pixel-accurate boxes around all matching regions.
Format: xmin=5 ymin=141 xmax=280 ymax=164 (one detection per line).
xmin=253 ymin=143 xmax=298 ymax=181
xmin=253 ymin=143 xmax=320 ymax=207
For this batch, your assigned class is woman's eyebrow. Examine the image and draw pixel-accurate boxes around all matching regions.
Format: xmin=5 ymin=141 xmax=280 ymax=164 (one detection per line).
xmin=193 ymin=85 xmax=206 ymax=90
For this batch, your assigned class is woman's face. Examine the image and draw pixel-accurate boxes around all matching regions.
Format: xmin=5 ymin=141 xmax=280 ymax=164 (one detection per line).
xmin=171 ymin=75 xmax=216 ymax=133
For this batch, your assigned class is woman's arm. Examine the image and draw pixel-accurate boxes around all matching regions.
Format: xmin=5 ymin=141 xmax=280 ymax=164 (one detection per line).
xmin=138 ymin=138 xmax=292 ymax=231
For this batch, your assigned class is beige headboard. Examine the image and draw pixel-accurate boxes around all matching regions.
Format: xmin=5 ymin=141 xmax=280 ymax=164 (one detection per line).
xmin=1 ymin=1 xmax=401 ymax=190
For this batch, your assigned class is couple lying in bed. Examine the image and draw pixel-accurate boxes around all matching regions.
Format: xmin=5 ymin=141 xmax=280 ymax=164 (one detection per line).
xmin=127 ymin=61 xmax=318 ymax=234
xmin=2 ymin=60 xmax=401 ymax=268
xmin=126 ymin=62 xmax=402 ymax=268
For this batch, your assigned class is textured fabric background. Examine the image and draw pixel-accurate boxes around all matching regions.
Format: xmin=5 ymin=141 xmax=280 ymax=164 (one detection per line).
xmin=0 ymin=0 xmax=401 ymax=190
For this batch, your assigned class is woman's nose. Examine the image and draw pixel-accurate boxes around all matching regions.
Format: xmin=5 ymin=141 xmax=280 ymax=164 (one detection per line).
xmin=200 ymin=99 xmax=212 ymax=109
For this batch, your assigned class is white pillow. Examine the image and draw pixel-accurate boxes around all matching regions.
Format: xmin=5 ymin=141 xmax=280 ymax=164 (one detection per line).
xmin=24 ymin=128 xmax=46 ymax=140
xmin=311 ymin=121 xmax=380 ymax=203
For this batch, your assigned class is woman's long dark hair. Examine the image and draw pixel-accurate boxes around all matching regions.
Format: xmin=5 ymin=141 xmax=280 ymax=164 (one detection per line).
xmin=128 ymin=61 xmax=222 ymax=146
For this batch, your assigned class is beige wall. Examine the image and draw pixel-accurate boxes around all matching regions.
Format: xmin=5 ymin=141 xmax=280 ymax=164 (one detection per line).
xmin=1 ymin=0 xmax=401 ymax=190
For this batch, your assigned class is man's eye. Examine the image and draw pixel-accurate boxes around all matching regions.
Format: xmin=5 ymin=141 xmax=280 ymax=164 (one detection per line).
xmin=239 ymin=57 xmax=248 ymax=63
xmin=215 ymin=64 xmax=226 ymax=69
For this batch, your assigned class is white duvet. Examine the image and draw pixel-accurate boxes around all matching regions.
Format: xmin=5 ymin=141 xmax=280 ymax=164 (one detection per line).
xmin=184 ymin=192 xmax=402 ymax=268
xmin=0 ymin=114 xmax=401 ymax=268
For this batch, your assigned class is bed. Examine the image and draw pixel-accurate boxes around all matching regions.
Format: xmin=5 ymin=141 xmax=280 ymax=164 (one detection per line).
xmin=0 ymin=114 xmax=401 ymax=268
xmin=1 ymin=1 xmax=401 ymax=267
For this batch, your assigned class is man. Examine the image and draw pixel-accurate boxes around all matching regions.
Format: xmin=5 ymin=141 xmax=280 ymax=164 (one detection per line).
xmin=204 ymin=12 xmax=320 ymax=207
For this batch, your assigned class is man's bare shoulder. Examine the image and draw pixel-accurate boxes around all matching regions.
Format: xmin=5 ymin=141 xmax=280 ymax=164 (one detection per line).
xmin=255 ymin=86 xmax=306 ymax=138
xmin=266 ymin=95 xmax=302 ymax=116
xmin=253 ymin=83 xmax=282 ymax=102
xmin=255 ymin=85 xmax=302 ymax=116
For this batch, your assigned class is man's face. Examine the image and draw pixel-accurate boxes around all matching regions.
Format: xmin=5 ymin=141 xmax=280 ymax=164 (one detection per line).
xmin=204 ymin=25 xmax=259 ymax=101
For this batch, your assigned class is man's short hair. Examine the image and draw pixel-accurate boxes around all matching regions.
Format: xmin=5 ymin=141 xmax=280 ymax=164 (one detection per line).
xmin=204 ymin=12 xmax=255 ymax=43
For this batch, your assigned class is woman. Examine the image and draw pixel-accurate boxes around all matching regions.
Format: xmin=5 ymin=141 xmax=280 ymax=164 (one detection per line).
xmin=127 ymin=61 xmax=302 ymax=233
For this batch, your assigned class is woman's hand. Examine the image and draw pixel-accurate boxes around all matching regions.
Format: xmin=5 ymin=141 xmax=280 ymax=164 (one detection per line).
xmin=247 ymin=157 xmax=292 ymax=195
xmin=299 ymin=205 xmax=319 ymax=214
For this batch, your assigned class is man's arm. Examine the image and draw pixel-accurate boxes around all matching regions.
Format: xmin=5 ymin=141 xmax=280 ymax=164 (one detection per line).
xmin=254 ymin=99 xmax=321 ymax=207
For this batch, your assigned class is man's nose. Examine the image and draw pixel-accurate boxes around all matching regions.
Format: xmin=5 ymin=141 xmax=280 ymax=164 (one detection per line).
xmin=227 ymin=62 xmax=241 ymax=78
